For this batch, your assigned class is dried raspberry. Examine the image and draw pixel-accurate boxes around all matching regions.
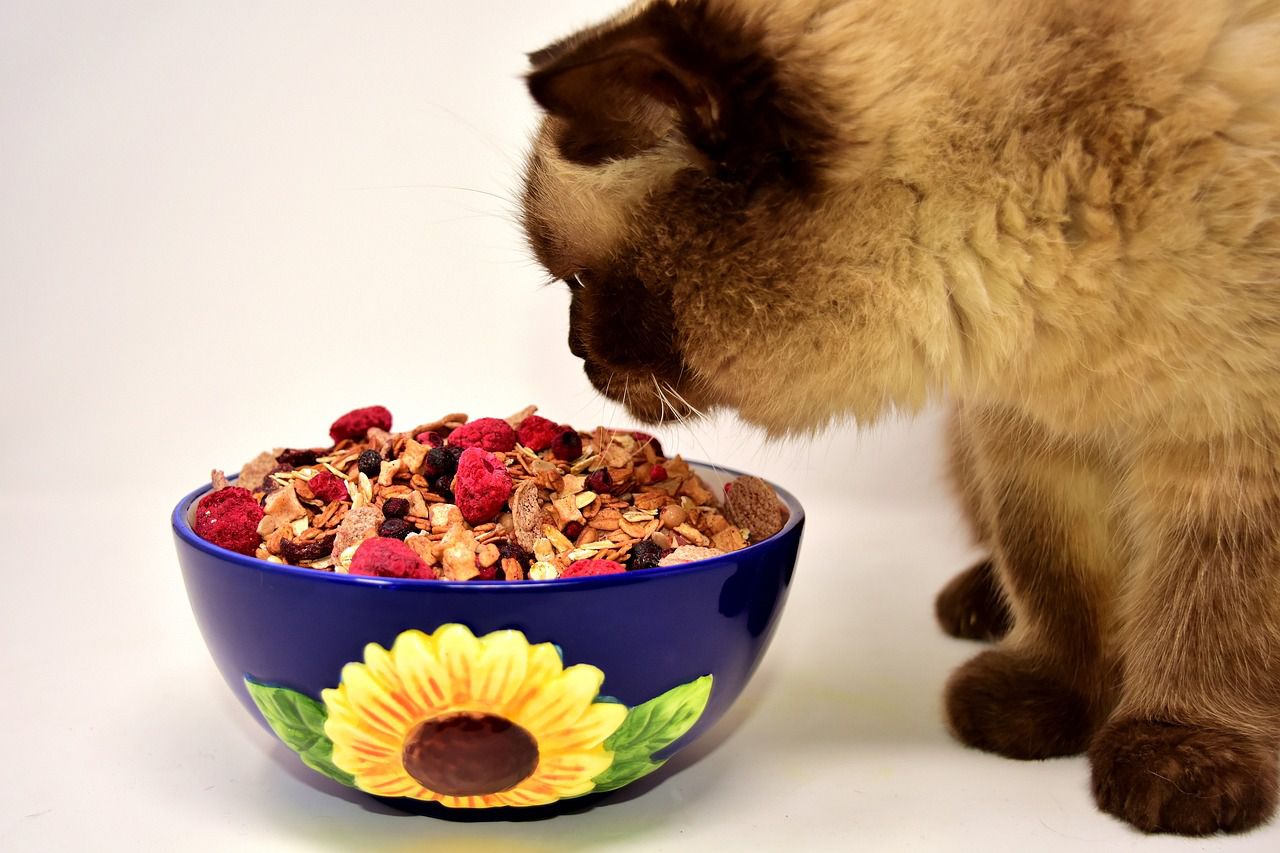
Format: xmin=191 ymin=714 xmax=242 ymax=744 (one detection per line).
xmin=454 ymin=447 xmax=514 ymax=524
xmin=585 ymin=469 xmax=619 ymax=496
xmin=563 ymin=558 xmax=626 ymax=578
xmin=424 ymin=446 xmax=458 ymax=478
xmin=649 ymin=464 xmax=668 ymax=483
xmin=307 ymin=470 xmax=350 ymax=504
xmin=357 ymin=449 xmax=383 ymax=479
xmin=382 ymin=497 xmax=409 ymax=518
xmin=194 ymin=487 xmax=264 ymax=556
xmin=329 ymin=406 xmax=392 ymax=444
xmin=416 ymin=431 xmax=445 ymax=448
xmin=550 ymin=429 xmax=583 ymax=461
xmin=563 ymin=520 xmax=584 ymax=540
xmin=280 ymin=534 xmax=336 ymax=564
xmin=276 ymin=448 xmax=319 ymax=467
xmin=516 ymin=415 xmax=561 ymax=451
xmin=378 ymin=517 xmax=414 ymax=540
xmin=632 ymin=431 xmax=664 ymax=457
xmin=629 ymin=539 xmax=662 ymax=570
xmin=447 ymin=417 xmax=517 ymax=453
xmin=349 ymin=537 xmax=436 ymax=580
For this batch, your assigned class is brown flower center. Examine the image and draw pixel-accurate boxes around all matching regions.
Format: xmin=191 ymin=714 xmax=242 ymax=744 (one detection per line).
xmin=401 ymin=712 xmax=539 ymax=797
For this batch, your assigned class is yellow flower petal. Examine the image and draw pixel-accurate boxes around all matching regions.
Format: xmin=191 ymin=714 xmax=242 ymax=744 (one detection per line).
xmin=391 ymin=629 xmax=452 ymax=713
xmin=536 ymin=700 xmax=627 ymax=753
xmin=509 ymin=664 xmax=605 ymax=734
xmin=434 ymin=623 xmax=483 ymax=704
xmin=470 ymin=630 xmax=530 ymax=708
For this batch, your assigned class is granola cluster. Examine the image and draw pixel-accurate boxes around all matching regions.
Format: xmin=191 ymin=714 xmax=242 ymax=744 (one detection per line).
xmin=195 ymin=405 xmax=788 ymax=581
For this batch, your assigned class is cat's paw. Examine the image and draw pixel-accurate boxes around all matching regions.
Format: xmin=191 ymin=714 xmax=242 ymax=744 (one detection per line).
xmin=944 ymin=649 xmax=1094 ymax=759
xmin=934 ymin=559 xmax=1011 ymax=641
xmin=1089 ymin=718 xmax=1278 ymax=835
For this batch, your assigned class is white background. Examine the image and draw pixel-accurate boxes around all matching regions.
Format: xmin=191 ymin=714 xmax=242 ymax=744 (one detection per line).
xmin=2 ymin=2 xmax=1275 ymax=850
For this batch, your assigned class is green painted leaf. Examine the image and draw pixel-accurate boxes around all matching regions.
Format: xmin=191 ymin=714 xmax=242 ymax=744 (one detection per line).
xmin=244 ymin=676 xmax=355 ymax=788
xmin=591 ymin=675 xmax=713 ymax=793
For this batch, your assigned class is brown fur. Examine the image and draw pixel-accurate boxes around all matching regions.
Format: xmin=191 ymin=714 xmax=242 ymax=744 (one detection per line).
xmin=520 ymin=0 xmax=1280 ymax=835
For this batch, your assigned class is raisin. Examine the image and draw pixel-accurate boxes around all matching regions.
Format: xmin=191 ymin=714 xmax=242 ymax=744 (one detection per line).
xmin=497 ymin=541 xmax=531 ymax=568
xmin=629 ymin=539 xmax=662 ymax=570
xmin=276 ymin=448 xmax=319 ymax=467
xmin=382 ymin=497 xmax=409 ymax=518
xmin=280 ymin=534 xmax=337 ymax=564
xmin=378 ymin=518 xmax=414 ymax=540
xmin=357 ymin=449 xmax=383 ymax=479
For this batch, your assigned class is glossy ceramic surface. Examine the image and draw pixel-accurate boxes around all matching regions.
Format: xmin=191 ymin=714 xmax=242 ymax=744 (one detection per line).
xmin=173 ymin=463 xmax=803 ymax=813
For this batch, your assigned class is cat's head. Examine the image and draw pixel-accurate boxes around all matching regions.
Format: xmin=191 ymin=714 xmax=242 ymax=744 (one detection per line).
xmin=521 ymin=0 xmax=903 ymax=434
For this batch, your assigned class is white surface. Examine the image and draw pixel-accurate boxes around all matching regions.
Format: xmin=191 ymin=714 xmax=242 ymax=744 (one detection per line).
xmin=1 ymin=2 xmax=1276 ymax=850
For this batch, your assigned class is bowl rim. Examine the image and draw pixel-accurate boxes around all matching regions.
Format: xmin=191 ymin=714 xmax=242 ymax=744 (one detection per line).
xmin=173 ymin=459 xmax=804 ymax=591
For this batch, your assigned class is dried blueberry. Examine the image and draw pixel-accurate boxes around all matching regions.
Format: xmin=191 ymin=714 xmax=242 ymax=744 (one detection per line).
xmin=431 ymin=473 xmax=455 ymax=500
xmin=378 ymin=518 xmax=414 ymax=540
xmin=629 ymin=539 xmax=662 ymax=570
xmin=382 ymin=497 xmax=409 ymax=518
xmin=280 ymin=534 xmax=337 ymax=564
xmin=357 ymin=449 xmax=383 ymax=479
xmin=424 ymin=446 xmax=458 ymax=478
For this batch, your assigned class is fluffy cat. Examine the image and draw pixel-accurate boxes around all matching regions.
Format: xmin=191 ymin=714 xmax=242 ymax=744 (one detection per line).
xmin=520 ymin=0 xmax=1280 ymax=835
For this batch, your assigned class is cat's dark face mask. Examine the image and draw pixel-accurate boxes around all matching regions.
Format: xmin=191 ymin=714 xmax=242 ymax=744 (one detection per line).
xmin=521 ymin=1 xmax=835 ymax=425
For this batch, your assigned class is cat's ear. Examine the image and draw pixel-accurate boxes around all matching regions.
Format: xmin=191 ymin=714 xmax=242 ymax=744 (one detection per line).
xmin=525 ymin=8 xmax=723 ymax=166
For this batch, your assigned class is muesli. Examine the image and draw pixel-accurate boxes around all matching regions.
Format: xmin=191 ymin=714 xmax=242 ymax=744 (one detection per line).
xmin=193 ymin=405 xmax=788 ymax=581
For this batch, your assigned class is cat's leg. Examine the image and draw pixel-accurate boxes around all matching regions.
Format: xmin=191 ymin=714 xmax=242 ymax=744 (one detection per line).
xmin=935 ymin=404 xmax=1012 ymax=641
xmin=1090 ymin=438 xmax=1280 ymax=835
xmin=943 ymin=405 xmax=1120 ymax=759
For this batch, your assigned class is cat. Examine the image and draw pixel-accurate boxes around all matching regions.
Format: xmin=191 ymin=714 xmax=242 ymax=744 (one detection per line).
xmin=519 ymin=0 xmax=1280 ymax=836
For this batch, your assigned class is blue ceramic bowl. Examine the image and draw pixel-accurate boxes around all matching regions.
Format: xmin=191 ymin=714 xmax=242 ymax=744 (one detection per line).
xmin=173 ymin=462 xmax=803 ymax=814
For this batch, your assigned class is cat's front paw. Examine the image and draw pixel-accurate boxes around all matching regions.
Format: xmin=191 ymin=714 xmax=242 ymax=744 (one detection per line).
xmin=944 ymin=649 xmax=1094 ymax=759
xmin=1089 ymin=718 xmax=1278 ymax=835
xmin=934 ymin=559 xmax=1011 ymax=641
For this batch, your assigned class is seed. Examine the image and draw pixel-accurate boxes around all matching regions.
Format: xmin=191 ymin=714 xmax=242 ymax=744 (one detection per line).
xmin=659 ymin=505 xmax=687 ymax=528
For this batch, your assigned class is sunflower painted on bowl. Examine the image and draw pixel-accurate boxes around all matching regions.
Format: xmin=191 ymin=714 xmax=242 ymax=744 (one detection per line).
xmin=244 ymin=624 xmax=711 ymax=808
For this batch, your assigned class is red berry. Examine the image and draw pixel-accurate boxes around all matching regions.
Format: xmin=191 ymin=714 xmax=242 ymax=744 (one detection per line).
xmin=475 ymin=563 xmax=499 ymax=581
xmin=454 ymin=447 xmax=514 ymax=524
xmin=329 ymin=406 xmax=392 ymax=444
xmin=562 ymin=558 xmax=626 ymax=578
xmin=516 ymin=415 xmax=561 ymax=451
xmin=416 ymin=431 xmax=445 ymax=447
xmin=349 ymin=537 xmax=436 ymax=580
xmin=550 ymin=429 xmax=583 ymax=461
xmin=447 ymin=417 xmax=517 ymax=453
xmin=307 ymin=470 xmax=350 ymax=504
xmin=563 ymin=520 xmax=584 ymax=540
xmin=631 ymin=431 xmax=664 ymax=457
xmin=194 ymin=487 xmax=264 ymax=556
xmin=585 ymin=469 xmax=619 ymax=496
xmin=649 ymin=464 xmax=668 ymax=483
